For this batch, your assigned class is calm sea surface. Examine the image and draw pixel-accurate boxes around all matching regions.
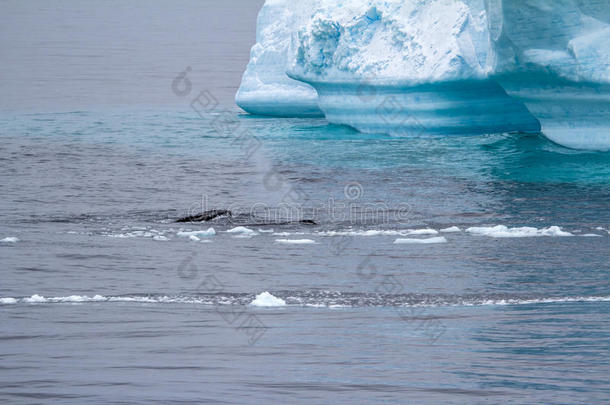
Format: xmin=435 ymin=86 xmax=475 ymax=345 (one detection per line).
xmin=1 ymin=1 xmax=609 ymax=403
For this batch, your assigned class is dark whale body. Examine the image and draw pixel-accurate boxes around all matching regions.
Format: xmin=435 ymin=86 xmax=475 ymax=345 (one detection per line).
xmin=175 ymin=209 xmax=316 ymax=225
xmin=176 ymin=210 xmax=232 ymax=223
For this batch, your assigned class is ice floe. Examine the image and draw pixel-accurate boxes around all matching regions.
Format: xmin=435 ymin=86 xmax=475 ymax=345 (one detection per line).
xmin=393 ymin=237 xmax=447 ymax=244
xmin=466 ymin=225 xmax=573 ymax=238
xmin=226 ymin=226 xmax=258 ymax=237
xmin=317 ymin=229 xmax=438 ymax=237
xmin=275 ymin=239 xmax=317 ymax=244
xmin=177 ymin=228 xmax=216 ymax=238
xmin=250 ymin=291 xmax=286 ymax=307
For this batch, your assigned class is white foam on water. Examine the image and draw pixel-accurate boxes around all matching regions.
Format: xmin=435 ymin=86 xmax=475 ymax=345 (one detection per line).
xmin=466 ymin=225 xmax=573 ymax=237
xmin=177 ymin=228 xmax=216 ymax=239
xmin=0 ymin=298 xmax=17 ymax=304
xmin=3 ymin=295 xmax=213 ymax=305
xmin=275 ymin=239 xmax=317 ymax=244
xmin=107 ymin=228 xmax=172 ymax=239
xmin=250 ymin=292 xmax=286 ymax=307
xmin=458 ymin=296 xmax=610 ymax=307
xmin=17 ymin=294 xmax=108 ymax=304
xmin=108 ymin=296 xmax=160 ymax=303
xmin=394 ymin=237 xmax=447 ymax=244
xmin=1 ymin=237 xmax=19 ymax=243
xmin=440 ymin=226 xmax=461 ymax=233
xmin=2 ymin=294 xmax=610 ymax=308
xmin=23 ymin=294 xmax=47 ymax=303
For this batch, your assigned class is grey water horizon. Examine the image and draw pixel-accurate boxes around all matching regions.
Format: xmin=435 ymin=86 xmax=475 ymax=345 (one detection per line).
xmin=1 ymin=1 xmax=609 ymax=404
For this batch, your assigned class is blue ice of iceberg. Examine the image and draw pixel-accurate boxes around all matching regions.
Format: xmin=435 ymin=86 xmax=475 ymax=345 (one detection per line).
xmin=235 ymin=0 xmax=323 ymax=117
xmin=236 ymin=0 xmax=610 ymax=151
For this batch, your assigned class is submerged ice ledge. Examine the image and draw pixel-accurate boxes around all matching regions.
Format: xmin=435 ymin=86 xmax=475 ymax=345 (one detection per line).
xmin=295 ymin=78 xmax=541 ymax=136
xmin=236 ymin=0 xmax=610 ymax=150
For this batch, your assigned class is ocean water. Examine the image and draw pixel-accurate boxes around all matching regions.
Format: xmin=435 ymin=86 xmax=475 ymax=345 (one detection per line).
xmin=1 ymin=1 xmax=610 ymax=404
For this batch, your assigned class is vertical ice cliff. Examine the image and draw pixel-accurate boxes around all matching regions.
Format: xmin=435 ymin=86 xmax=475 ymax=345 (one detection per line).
xmin=236 ymin=0 xmax=610 ymax=150
xmin=235 ymin=0 xmax=323 ymax=117
xmin=489 ymin=0 xmax=610 ymax=150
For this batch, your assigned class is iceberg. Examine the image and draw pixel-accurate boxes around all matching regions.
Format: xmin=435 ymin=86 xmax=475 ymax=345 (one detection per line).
xmin=236 ymin=0 xmax=610 ymax=150
xmin=250 ymin=291 xmax=287 ymax=307
xmin=235 ymin=0 xmax=323 ymax=117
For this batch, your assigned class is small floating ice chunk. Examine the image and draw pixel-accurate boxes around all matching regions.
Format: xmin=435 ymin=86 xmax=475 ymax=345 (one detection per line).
xmin=153 ymin=235 xmax=168 ymax=241
xmin=258 ymin=229 xmax=275 ymax=233
xmin=272 ymin=232 xmax=292 ymax=236
xmin=227 ymin=226 xmax=258 ymax=236
xmin=108 ymin=233 xmax=130 ymax=238
xmin=275 ymin=239 xmax=316 ymax=244
xmin=440 ymin=226 xmax=461 ymax=233
xmin=54 ymin=295 xmax=89 ymax=302
xmin=177 ymin=228 xmax=216 ymax=238
xmin=1 ymin=237 xmax=19 ymax=243
xmin=394 ymin=236 xmax=447 ymax=244
xmin=273 ymin=231 xmax=308 ymax=236
xmin=24 ymin=294 xmax=47 ymax=303
xmin=0 ymin=297 xmax=17 ymax=304
xmin=318 ymin=229 xmax=439 ymax=237
xmin=250 ymin=291 xmax=286 ymax=307
xmin=466 ymin=225 xmax=573 ymax=237
xmin=52 ymin=295 xmax=106 ymax=302
xmin=406 ymin=229 xmax=439 ymax=235
xmin=581 ymin=233 xmax=603 ymax=237
xmin=318 ymin=230 xmax=402 ymax=236
xmin=187 ymin=236 xmax=210 ymax=243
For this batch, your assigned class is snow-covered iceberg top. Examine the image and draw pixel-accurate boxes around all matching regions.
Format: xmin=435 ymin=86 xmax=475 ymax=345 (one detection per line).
xmin=287 ymin=0 xmax=492 ymax=85
xmin=236 ymin=0 xmax=610 ymax=150
xmin=284 ymin=0 xmax=610 ymax=85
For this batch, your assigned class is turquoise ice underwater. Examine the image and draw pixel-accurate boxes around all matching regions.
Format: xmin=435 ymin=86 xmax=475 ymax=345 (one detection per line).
xmin=1 ymin=0 xmax=610 ymax=404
